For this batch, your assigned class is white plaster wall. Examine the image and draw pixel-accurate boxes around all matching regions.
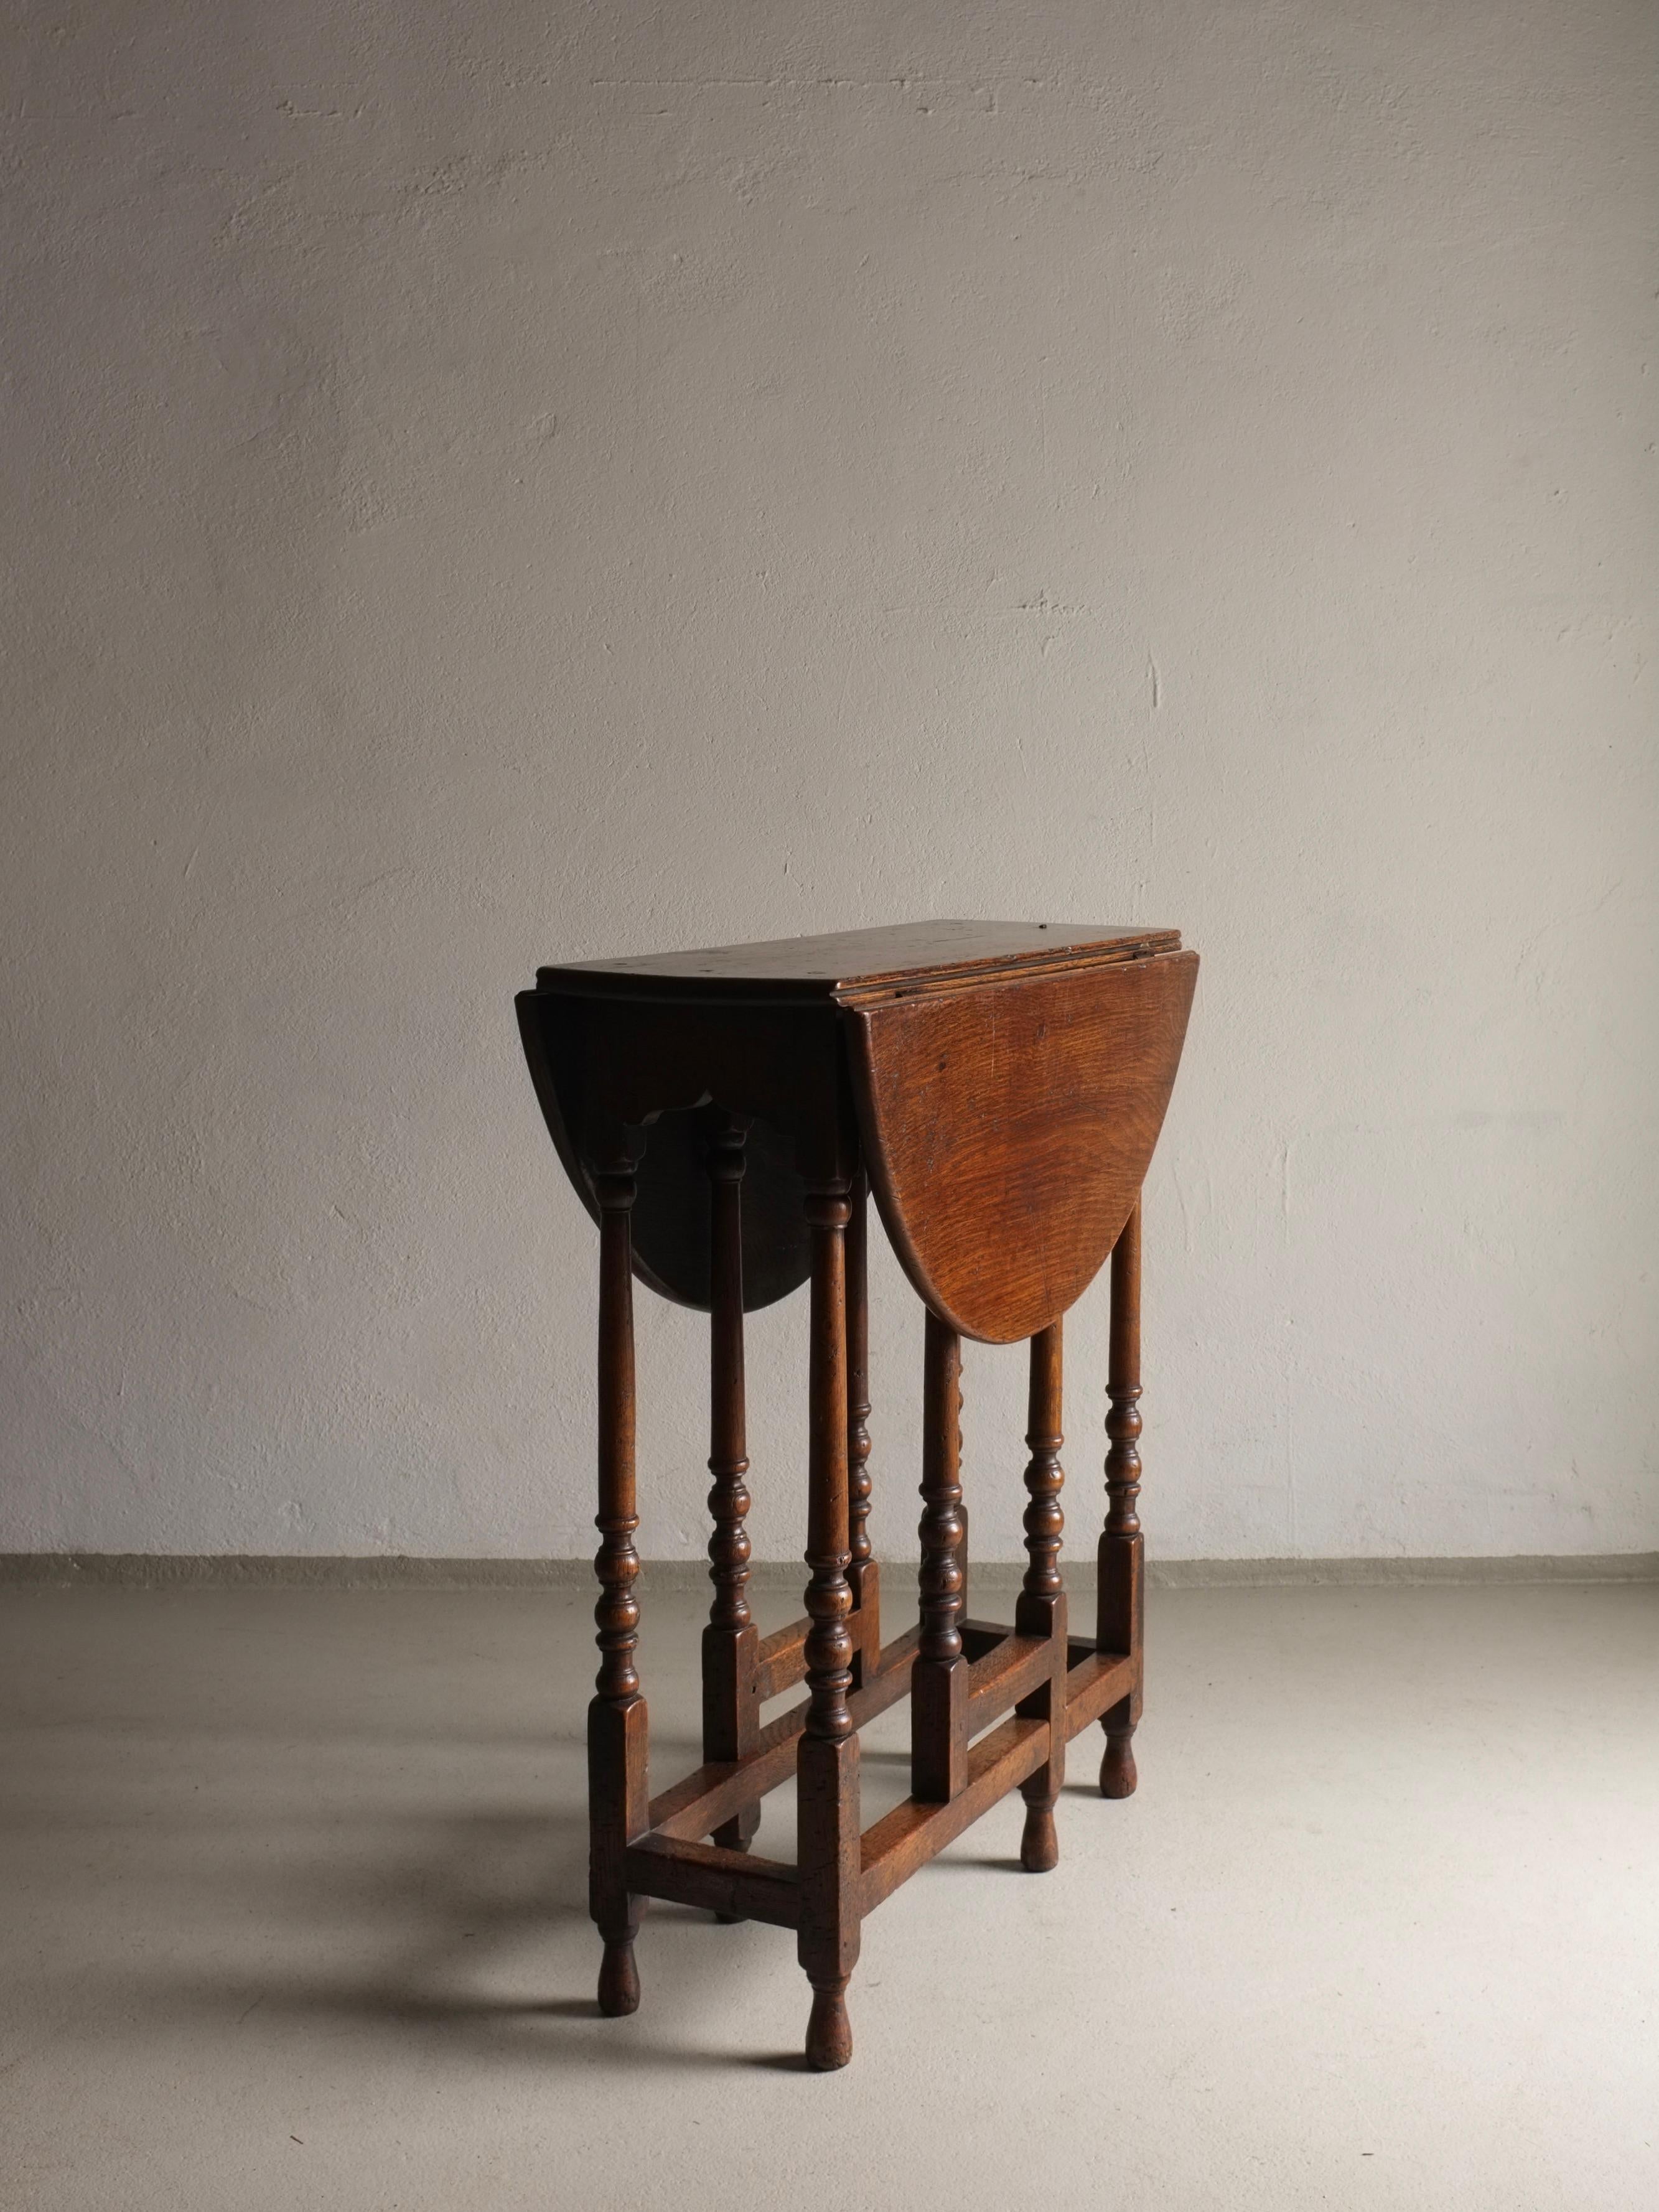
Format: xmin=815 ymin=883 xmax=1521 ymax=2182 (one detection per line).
xmin=2 ymin=0 xmax=1654 ymax=1564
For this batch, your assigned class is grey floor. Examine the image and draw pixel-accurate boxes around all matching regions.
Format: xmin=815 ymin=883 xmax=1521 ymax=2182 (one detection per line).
xmin=2 ymin=1580 xmax=1655 ymax=2212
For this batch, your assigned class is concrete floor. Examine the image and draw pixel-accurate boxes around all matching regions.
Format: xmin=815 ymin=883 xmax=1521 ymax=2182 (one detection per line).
xmin=1 ymin=1580 xmax=1655 ymax=2211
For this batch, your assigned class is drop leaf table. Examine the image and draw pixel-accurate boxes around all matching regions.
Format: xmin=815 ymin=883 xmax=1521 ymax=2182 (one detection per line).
xmin=515 ymin=920 xmax=1197 ymax=2070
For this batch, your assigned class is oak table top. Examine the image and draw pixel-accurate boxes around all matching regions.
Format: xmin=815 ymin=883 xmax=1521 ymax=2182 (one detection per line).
xmin=520 ymin=918 xmax=1198 ymax=1344
xmin=537 ymin=917 xmax=1181 ymax=1001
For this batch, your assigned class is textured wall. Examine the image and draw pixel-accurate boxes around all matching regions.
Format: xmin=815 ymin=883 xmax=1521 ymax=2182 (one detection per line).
xmin=2 ymin=1 xmax=1655 ymax=1563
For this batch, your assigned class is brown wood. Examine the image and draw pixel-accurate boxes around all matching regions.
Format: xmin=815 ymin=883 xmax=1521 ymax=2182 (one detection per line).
xmin=912 ymin=1312 xmax=968 ymax=1802
xmin=1062 ymin=1648 xmax=1138 ymax=1736
xmin=963 ymin=1632 xmax=1052 ymax=1728
xmin=847 ymin=954 xmax=1197 ymax=1343
xmin=518 ymin=925 xmax=1194 ymax=1343
xmin=648 ymin=1626 xmax=921 ymax=1844
xmin=1098 ymin=1200 xmax=1144 ymax=1798
xmin=861 ymin=1715 xmax=1049 ymax=1913
xmin=542 ymin=917 xmax=1178 ymax=999
xmin=515 ymin=921 xmax=1196 ymax=2066
xmin=702 ymin=1116 xmax=760 ymax=1860
xmin=515 ymin=996 xmax=832 ymax=1313
xmin=958 ymin=1617 xmax=1018 ymax=1659
xmin=516 ymin=994 xmax=816 ymax=1315
xmin=797 ymin=1181 xmax=861 ymax=2069
xmin=959 ymin=1488 xmax=971 ymax=1625
xmin=844 ymin=1172 xmax=881 ymax=1683
xmin=591 ymin=1161 xmax=648 ymax=2016
xmin=625 ymin=1836 xmax=801 ymax=1928
xmin=753 ymin=1618 xmax=811 ymax=1701
xmin=1016 ymin=1323 xmax=1067 ymax=1871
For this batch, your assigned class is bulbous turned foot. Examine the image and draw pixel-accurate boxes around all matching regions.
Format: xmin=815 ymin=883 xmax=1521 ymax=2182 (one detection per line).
xmin=597 ymin=1938 xmax=640 ymax=2016
xmin=805 ymin=1979 xmax=853 ymax=2071
xmin=1019 ymin=1800 xmax=1059 ymax=1872
xmin=1099 ymin=1727 xmax=1138 ymax=1799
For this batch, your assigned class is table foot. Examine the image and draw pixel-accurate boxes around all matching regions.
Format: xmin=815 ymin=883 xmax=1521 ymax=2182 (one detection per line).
xmin=1099 ymin=1719 xmax=1138 ymax=1798
xmin=1019 ymin=1798 xmax=1059 ymax=1871
xmin=805 ymin=1978 xmax=853 ymax=2071
xmin=711 ymin=1803 xmax=760 ymax=1852
xmin=597 ymin=1937 xmax=640 ymax=2016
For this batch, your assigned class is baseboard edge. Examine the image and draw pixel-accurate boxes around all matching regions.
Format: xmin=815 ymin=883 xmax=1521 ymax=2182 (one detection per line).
xmin=2 ymin=1551 xmax=1654 ymax=1591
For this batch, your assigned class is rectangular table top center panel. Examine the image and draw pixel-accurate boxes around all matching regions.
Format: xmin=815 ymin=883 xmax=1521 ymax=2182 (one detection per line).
xmin=536 ymin=918 xmax=1182 ymax=1004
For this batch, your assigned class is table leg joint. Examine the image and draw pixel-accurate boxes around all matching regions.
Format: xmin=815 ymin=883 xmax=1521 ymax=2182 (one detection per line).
xmin=625 ymin=1835 xmax=801 ymax=1928
xmin=860 ymin=1715 xmax=1050 ymax=1915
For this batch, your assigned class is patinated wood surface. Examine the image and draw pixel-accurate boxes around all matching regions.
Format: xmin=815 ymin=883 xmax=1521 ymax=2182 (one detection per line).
xmin=847 ymin=952 xmax=1197 ymax=1343
xmin=702 ymin=1116 xmax=759 ymax=1857
xmin=517 ymin=925 xmax=1195 ymax=1342
xmin=1099 ymin=1202 xmax=1146 ymax=1798
xmin=540 ymin=917 xmax=1177 ymax=1000
xmin=589 ymin=1160 xmax=647 ymax=2019
xmin=912 ymin=1312 xmax=968 ymax=1803
xmin=515 ymin=920 xmax=1196 ymax=2069
xmin=797 ymin=1180 xmax=860 ymax=2069
xmin=1016 ymin=1323 xmax=1067 ymax=1872
xmin=843 ymin=1174 xmax=880 ymax=1681
xmin=514 ymin=994 xmax=820 ymax=1312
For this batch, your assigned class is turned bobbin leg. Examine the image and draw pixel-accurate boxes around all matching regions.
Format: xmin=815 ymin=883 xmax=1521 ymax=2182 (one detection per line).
xmin=702 ymin=1118 xmax=760 ymax=1860
xmin=844 ymin=1172 xmax=881 ymax=1686
xmin=590 ymin=1160 xmax=649 ymax=2014
xmin=1098 ymin=1198 xmax=1144 ymax=1799
xmin=912 ymin=1312 xmax=967 ymax=1802
xmin=1017 ymin=1323 xmax=1067 ymax=1870
xmin=797 ymin=1183 xmax=861 ymax=2071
